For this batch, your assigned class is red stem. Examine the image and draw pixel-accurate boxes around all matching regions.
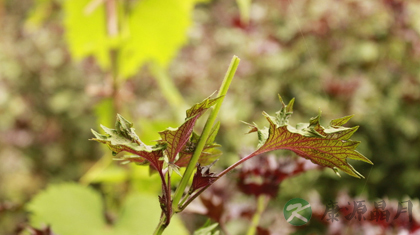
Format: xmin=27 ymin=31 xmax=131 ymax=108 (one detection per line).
xmin=165 ymin=171 xmax=172 ymax=225
xmin=217 ymin=151 xmax=258 ymax=178
xmin=156 ymin=169 xmax=172 ymax=226
xmin=179 ymin=151 xmax=260 ymax=210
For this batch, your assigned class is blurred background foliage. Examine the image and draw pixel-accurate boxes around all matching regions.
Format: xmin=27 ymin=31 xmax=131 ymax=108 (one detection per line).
xmin=1 ymin=0 xmax=420 ymax=234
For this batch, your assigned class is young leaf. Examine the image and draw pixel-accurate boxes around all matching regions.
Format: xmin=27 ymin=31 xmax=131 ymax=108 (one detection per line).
xmin=91 ymin=114 xmax=166 ymax=171
xmin=193 ymin=220 xmax=220 ymax=235
xmin=91 ymin=96 xmax=221 ymax=172
xmin=190 ymin=162 xmax=219 ymax=193
xmin=176 ymin=122 xmax=222 ymax=167
xmin=245 ymin=96 xmax=373 ymax=178
xmin=158 ymin=95 xmax=222 ymax=165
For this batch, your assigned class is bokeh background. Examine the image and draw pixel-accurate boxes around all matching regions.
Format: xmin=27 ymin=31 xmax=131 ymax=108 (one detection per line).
xmin=1 ymin=0 xmax=420 ymax=234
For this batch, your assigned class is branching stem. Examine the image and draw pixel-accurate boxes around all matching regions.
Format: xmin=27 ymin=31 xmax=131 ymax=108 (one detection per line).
xmin=179 ymin=152 xmax=258 ymax=210
xmin=153 ymin=55 xmax=240 ymax=234
xmin=171 ymin=56 xmax=240 ymax=213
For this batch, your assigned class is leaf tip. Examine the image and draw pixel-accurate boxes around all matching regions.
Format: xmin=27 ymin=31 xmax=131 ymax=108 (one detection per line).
xmin=91 ymin=129 xmax=105 ymax=139
xmin=287 ymin=98 xmax=295 ymax=113
xmin=277 ymin=94 xmax=286 ymax=108
xmin=333 ymin=167 xmax=341 ymax=177
xmin=241 ymin=121 xmax=258 ymax=134
xmin=330 ymin=114 xmax=355 ymax=127
xmin=116 ymin=113 xmax=133 ymax=128
xmin=277 ymin=94 xmax=283 ymax=102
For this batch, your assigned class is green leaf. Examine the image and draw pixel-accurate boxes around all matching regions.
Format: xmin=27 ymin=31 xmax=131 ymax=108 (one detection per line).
xmin=114 ymin=193 xmax=188 ymax=235
xmin=27 ymin=183 xmax=108 ymax=235
xmin=27 ymin=183 xmax=188 ymax=235
xmin=118 ymin=0 xmax=199 ymax=78
xmin=246 ymin=96 xmax=373 ymax=178
xmin=63 ymin=0 xmax=112 ymax=69
xmin=89 ymin=164 xmax=128 ymax=183
xmin=63 ymin=0 xmax=203 ymax=78
xmin=193 ymin=220 xmax=220 ymax=235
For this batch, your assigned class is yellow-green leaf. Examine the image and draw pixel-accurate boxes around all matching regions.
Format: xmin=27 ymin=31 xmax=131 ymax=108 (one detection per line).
xmin=63 ymin=0 xmax=112 ymax=68
xmin=63 ymin=0 xmax=202 ymax=78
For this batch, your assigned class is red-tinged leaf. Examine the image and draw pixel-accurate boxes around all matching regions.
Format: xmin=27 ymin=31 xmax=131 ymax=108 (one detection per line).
xmin=176 ymin=122 xmax=222 ymax=167
xmin=245 ymin=96 xmax=373 ymax=178
xmin=197 ymin=148 xmax=223 ymax=166
xmin=190 ymin=163 xmax=218 ymax=193
xmin=91 ymin=95 xmax=222 ymax=172
xmin=159 ymin=95 xmax=222 ymax=164
xmin=28 ymin=225 xmax=56 ymax=235
xmin=115 ymin=149 xmax=166 ymax=172
xmin=186 ymin=94 xmax=221 ymax=118
xmin=91 ymin=114 xmax=166 ymax=171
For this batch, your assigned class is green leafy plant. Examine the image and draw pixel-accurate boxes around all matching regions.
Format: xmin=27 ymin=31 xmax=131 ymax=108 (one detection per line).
xmin=26 ymin=56 xmax=372 ymax=234
xmin=88 ymin=56 xmax=372 ymax=234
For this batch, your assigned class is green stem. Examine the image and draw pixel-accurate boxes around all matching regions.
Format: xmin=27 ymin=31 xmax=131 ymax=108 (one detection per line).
xmin=153 ymin=215 xmax=167 ymax=235
xmin=246 ymin=195 xmax=269 ymax=235
xmin=179 ymin=191 xmax=190 ymax=207
xmin=179 ymin=186 xmax=205 ymax=211
xmin=217 ymin=151 xmax=258 ymax=178
xmin=171 ymin=55 xmax=240 ymax=213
